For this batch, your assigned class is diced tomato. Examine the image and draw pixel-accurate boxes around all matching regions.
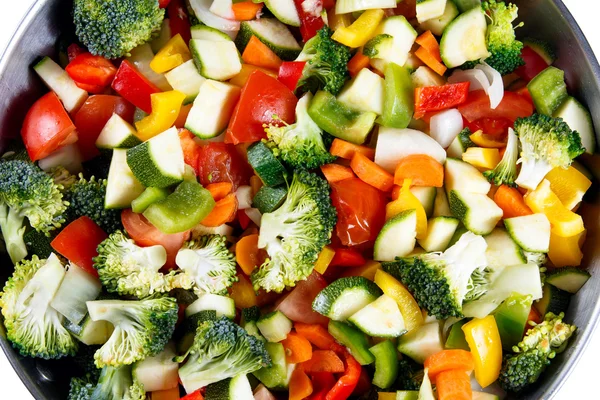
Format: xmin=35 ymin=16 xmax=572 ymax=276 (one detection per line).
xmin=21 ymin=92 xmax=77 ymax=161
xmin=51 ymin=216 xmax=108 ymax=277
xmin=515 ymin=86 xmax=533 ymax=104
xmin=293 ymin=0 xmax=325 ymax=42
xmin=121 ymin=209 xmax=189 ymax=270
xmin=458 ymin=90 xmax=534 ymax=123
xmin=275 ymin=271 xmax=329 ymax=325
xmin=179 ymin=390 xmax=203 ymax=400
xmin=178 ymin=129 xmax=202 ymax=175
xmin=66 ymin=53 xmax=117 ymax=88
xmin=225 ymin=70 xmax=298 ymax=145
xmin=111 ymin=60 xmax=161 ymax=114
xmin=74 ymin=95 xmax=136 ymax=160
xmin=465 ymin=117 xmax=513 ymax=138
xmin=329 ymin=248 xmax=366 ymax=267
xmin=159 ymin=0 xmax=171 ymax=8
xmin=388 ymin=0 xmax=416 ymax=20
xmin=330 ymin=178 xmax=387 ymax=247
xmin=516 ymin=46 xmax=550 ymax=82
xmin=414 ymin=82 xmax=470 ymax=119
xmin=167 ymin=0 xmax=191 ymax=44
xmin=196 ymin=142 xmax=253 ymax=190
xmin=278 ymin=61 xmax=306 ymax=92
xmin=238 ymin=209 xmax=252 ymax=230
xmin=67 ymin=44 xmax=85 ymax=63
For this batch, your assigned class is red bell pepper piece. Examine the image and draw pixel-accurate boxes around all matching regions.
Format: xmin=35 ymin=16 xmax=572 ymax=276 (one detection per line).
xmin=225 ymin=70 xmax=298 ymax=145
xmin=458 ymin=90 xmax=534 ymax=123
xmin=515 ymin=46 xmax=549 ymax=82
xmin=238 ymin=209 xmax=251 ymax=230
xmin=278 ymin=61 xmax=306 ymax=92
xmin=167 ymin=0 xmax=191 ymax=44
xmin=21 ymin=92 xmax=77 ymax=161
xmin=159 ymin=0 xmax=171 ymax=8
xmin=414 ymin=82 xmax=470 ymax=119
xmin=178 ymin=128 xmax=202 ymax=176
xmin=67 ymin=44 xmax=85 ymax=63
xmin=329 ymin=248 xmax=366 ymax=268
xmin=293 ymin=0 xmax=325 ymax=42
xmin=66 ymin=53 xmax=117 ymax=88
xmin=111 ymin=60 xmax=161 ymax=114
xmin=295 ymin=322 xmax=345 ymax=353
xmin=352 ymin=367 xmax=372 ymax=396
xmin=326 ymin=351 xmax=362 ymax=400
xmin=51 ymin=216 xmax=108 ymax=278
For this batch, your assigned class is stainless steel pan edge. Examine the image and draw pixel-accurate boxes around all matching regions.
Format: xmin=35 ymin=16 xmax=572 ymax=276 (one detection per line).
xmin=0 ymin=1 xmax=599 ymax=399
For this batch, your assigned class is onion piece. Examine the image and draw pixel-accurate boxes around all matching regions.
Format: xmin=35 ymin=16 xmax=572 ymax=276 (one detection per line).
xmin=448 ymin=69 xmax=490 ymax=92
xmin=245 ymin=208 xmax=262 ymax=227
xmin=475 ymin=63 xmax=504 ymax=109
xmin=188 ymin=0 xmax=240 ymax=39
xmin=209 ymin=0 xmax=235 ymax=20
xmin=429 ymin=109 xmax=464 ymax=148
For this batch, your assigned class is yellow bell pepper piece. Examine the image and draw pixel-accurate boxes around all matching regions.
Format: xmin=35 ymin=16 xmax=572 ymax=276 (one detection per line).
xmin=469 ymin=130 xmax=507 ymax=148
xmin=340 ymin=260 xmax=381 ymax=280
xmin=377 ymin=393 xmax=396 ymax=400
xmin=386 ymin=179 xmax=427 ymax=239
xmin=462 ymin=147 xmax=501 ymax=170
xmin=314 ymin=246 xmax=336 ymax=274
xmin=462 ymin=316 xmax=502 ymax=388
xmin=228 ymin=273 xmax=257 ymax=309
xmin=331 ymin=9 xmax=385 ymax=48
xmin=524 ymin=179 xmax=585 ymax=237
xmin=327 ymin=9 xmax=353 ymax=30
xmin=544 ymin=165 xmax=592 ymax=210
xmin=135 ymin=90 xmax=186 ymax=141
xmin=374 ymin=269 xmax=423 ymax=332
xmin=229 ymin=64 xmax=278 ymax=87
xmin=150 ymin=34 xmax=192 ymax=74
xmin=548 ymin=230 xmax=586 ymax=267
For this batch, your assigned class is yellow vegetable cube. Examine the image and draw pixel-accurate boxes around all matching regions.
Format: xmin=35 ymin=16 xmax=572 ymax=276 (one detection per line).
xmin=314 ymin=246 xmax=336 ymax=274
xmin=548 ymin=230 xmax=586 ymax=267
xmin=544 ymin=165 xmax=592 ymax=210
xmin=462 ymin=147 xmax=501 ymax=170
xmin=386 ymin=179 xmax=427 ymax=239
xmin=374 ymin=270 xmax=423 ymax=332
xmin=332 ymin=9 xmax=385 ymax=48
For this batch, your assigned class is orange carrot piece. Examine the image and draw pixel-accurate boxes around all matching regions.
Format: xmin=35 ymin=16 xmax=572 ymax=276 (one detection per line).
xmin=424 ymin=350 xmax=475 ymax=381
xmin=295 ymin=323 xmax=343 ymax=352
xmin=526 ymin=307 xmax=542 ymax=333
xmin=350 ymin=152 xmax=394 ymax=192
xmin=302 ymin=350 xmax=345 ymax=374
xmin=493 ymin=185 xmax=533 ymax=219
xmin=282 ymin=331 xmax=313 ymax=364
xmin=230 ymin=64 xmax=277 ymax=87
xmin=435 ymin=369 xmax=473 ymax=400
xmin=174 ymin=103 xmax=193 ymax=129
xmin=150 ymin=387 xmax=181 ymax=400
xmin=330 ymin=138 xmax=375 ymax=160
xmin=289 ymin=366 xmax=314 ymax=400
xmin=394 ymin=154 xmax=444 ymax=187
xmin=242 ymin=36 xmax=283 ymax=70
xmin=250 ymin=175 xmax=263 ymax=197
xmin=205 ymin=182 xmax=233 ymax=202
xmin=415 ymin=47 xmax=447 ymax=76
xmin=201 ymin=193 xmax=238 ymax=227
xmin=347 ymin=51 xmax=371 ymax=77
xmin=228 ymin=272 xmax=258 ymax=308
xmin=235 ymin=233 xmax=264 ymax=275
xmin=232 ymin=1 xmax=263 ymax=21
xmin=320 ymin=164 xmax=355 ymax=183
xmin=391 ymin=185 xmax=402 ymax=200
xmin=415 ymin=31 xmax=441 ymax=59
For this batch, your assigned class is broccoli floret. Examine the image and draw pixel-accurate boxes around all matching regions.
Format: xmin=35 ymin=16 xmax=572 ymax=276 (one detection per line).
xmin=396 ymin=359 xmax=425 ymax=391
xmin=481 ymin=1 xmax=525 ymax=75
xmin=73 ymin=0 xmax=165 ymax=59
xmin=266 ymin=93 xmax=336 ymax=169
xmin=464 ymin=266 xmax=495 ymax=303
xmin=382 ymin=232 xmax=488 ymax=319
xmin=499 ymin=312 xmax=576 ymax=392
xmin=65 ymin=175 xmax=121 ymax=233
xmin=296 ymin=26 xmax=351 ymax=96
xmin=176 ymin=234 xmax=238 ymax=296
xmin=514 ymin=114 xmax=585 ymax=190
xmin=94 ymin=230 xmax=193 ymax=298
xmin=49 ymin=166 xmax=78 ymax=190
xmin=363 ymin=34 xmax=394 ymax=59
xmin=69 ymin=365 xmax=146 ymax=400
xmin=0 ymin=254 xmax=77 ymax=359
xmin=251 ymin=170 xmax=336 ymax=293
xmin=0 ymin=160 xmax=67 ymax=264
xmin=484 ymin=127 xmax=519 ymax=186
xmin=176 ymin=316 xmax=271 ymax=393
xmin=68 ymin=374 xmax=96 ymax=400
xmin=86 ymin=297 xmax=178 ymax=368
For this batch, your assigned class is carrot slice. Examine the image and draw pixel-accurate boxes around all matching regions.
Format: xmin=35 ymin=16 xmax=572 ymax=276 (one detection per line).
xmin=201 ymin=193 xmax=238 ymax=227
xmin=347 ymin=51 xmax=371 ymax=77
xmin=282 ymin=331 xmax=313 ymax=364
xmin=493 ymin=184 xmax=533 ymax=218
xmin=424 ymin=350 xmax=475 ymax=381
xmin=250 ymin=175 xmax=263 ymax=197
xmin=242 ymin=36 xmax=283 ymax=70
xmin=205 ymin=182 xmax=233 ymax=202
xmin=415 ymin=30 xmax=441 ymax=59
xmin=394 ymin=154 xmax=444 ymax=187
xmin=295 ymin=323 xmax=344 ymax=352
xmin=174 ymin=103 xmax=192 ymax=129
xmin=320 ymin=164 xmax=355 ymax=183
xmin=330 ymin=138 xmax=375 ymax=160
xmin=415 ymin=47 xmax=447 ymax=76
xmin=235 ymin=233 xmax=265 ymax=275
xmin=350 ymin=152 xmax=394 ymax=192
xmin=232 ymin=1 xmax=263 ymax=21
xmin=302 ymin=350 xmax=345 ymax=373
xmin=289 ymin=366 xmax=314 ymax=400
xmin=435 ymin=369 xmax=473 ymax=400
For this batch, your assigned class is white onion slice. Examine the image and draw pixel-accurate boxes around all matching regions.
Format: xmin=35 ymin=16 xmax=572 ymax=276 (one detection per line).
xmin=429 ymin=109 xmax=464 ymax=148
xmin=475 ymin=63 xmax=504 ymax=109
xmin=209 ymin=0 xmax=235 ymax=20
xmin=189 ymin=0 xmax=240 ymax=39
xmin=245 ymin=208 xmax=262 ymax=227
xmin=448 ymin=69 xmax=490 ymax=92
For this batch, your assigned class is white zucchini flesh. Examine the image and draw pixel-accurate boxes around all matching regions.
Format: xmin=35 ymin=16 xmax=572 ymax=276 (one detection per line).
xmin=50 ymin=264 xmax=102 ymax=325
xmin=185 ymin=80 xmax=241 ymax=139
xmin=416 ymin=0 xmax=448 ymax=24
xmin=337 ymin=68 xmax=385 ymax=115
xmin=185 ymin=293 xmax=236 ymax=318
xmin=374 ymin=210 xmax=418 ymax=261
xmin=372 ymin=16 xmax=418 ymax=69
xmin=191 ymin=25 xmax=234 ymax=42
xmin=190 ymin=40 xmax=242 ymax=81
xmin=444 ymin=158 xmax=491 ymax=194
xmin=554 ymin=96 xmax=597 ymax=154
xmin=336 ymin=0 xmax=397 ymax=14
xmin=209 ymin=0 xmax=235 ymax=19
xmin=375 ymin=127 xmax=447 ymax=173
xmin=264 ymin=0 xmax=302 ymax=27
xmin=38 ymin=144 xmax=83 ymax=174
xmin=96 ymin=114 xmax=140 ymax=149
xmin=164 ymin=60 xmax=207 ymax=104
xmin=348 ymin=294 xmax=406 ymax=337
xmin=33 ymin=57 xmax=88 ymax=113
xmin=439 ymin=7 xmax=489 ymax=68
xmin=418 ymin=216 xmax=460 ymax=252
xmin=105 ymin=149 xmax=146 ymax=209
xmin=132 ymin=343 xmax=179 ymax=392
xmin=504 ymin=213 xmax=551 ymax=253
xmin=397 ymin=322 xmax=444 ymax=364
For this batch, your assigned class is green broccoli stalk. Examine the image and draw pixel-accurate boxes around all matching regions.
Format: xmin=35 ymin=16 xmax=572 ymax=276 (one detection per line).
xmin=382 ymin=232 xmax=488 ymax=319
xmin=94 ymin=230 xmax=193 ymax=298
xmin=68 ymin=365 xmax=146 ymax=400
xmin=482 ymin=0 xmax=525 ymax=75
xmin=514 ymin=114 xmax=585 ymax=190
xmin=176 ymin=234 xmax=238 ymax=296
xmin=363 ymin=34 xmax=395 ymax=59
xmin=0 ymin=254 xmax=77 ymax=359
xmin=296 ymin=26 xmax=351 ymax=96
xmin=73 ymin=0 xmax=165 ymax=59
xmin=86 ymin=297 xmax=178 ymax=368
xmin=0 ymin=160 xmax=67 ymax=264
xmin=251 ymin=170 xmax=336 ymax=293
xmin=266 ymin=93 xmax=336 ymax=170
xmin=65 ymin=175 xmax=122 ymax=234
xmin=484 ymin=127 xmax=519 ymax=186
xmin=176 ymin=316 xmax=271 ymax=393
xmin=499 ymin=312 xmax=576 ymax=392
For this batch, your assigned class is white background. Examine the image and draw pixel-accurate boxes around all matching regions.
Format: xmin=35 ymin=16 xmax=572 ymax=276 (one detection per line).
xmin=0 ymin=1 xmax=597 ymax=399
